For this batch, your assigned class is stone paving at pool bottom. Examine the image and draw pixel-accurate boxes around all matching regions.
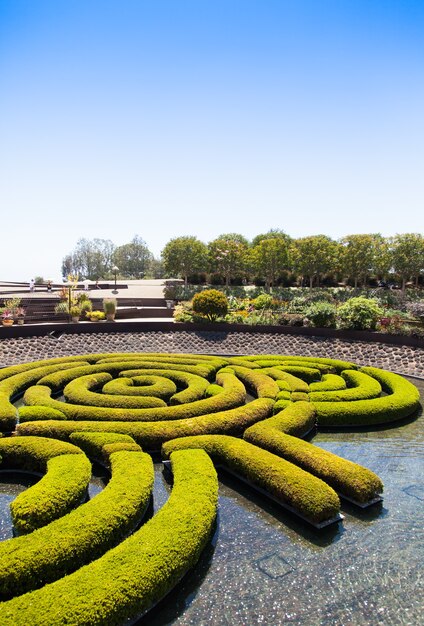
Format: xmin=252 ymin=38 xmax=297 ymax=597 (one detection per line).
xmin=1 ymin=330 xmax=423 ymax=377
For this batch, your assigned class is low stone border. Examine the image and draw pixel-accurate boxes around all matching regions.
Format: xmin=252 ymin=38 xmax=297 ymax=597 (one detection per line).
xmin=1 ymin=329 xmax=424 ymax=377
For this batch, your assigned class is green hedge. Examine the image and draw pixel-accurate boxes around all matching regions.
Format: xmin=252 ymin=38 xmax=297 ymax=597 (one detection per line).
xmin=0 ymin=362 xmax=89 ymax=432
xmin=0 ymin=436 xmax=84 ymax=471
xmin=63 ymin=374 xmax=167 ymax=408
xmin=17 ymin=398 xmax=275 ymax=450
xmin=0 ymin=449 xmax=217 ymax=626
xmin=102 ymin=375 xmax=177 ymax=400
xmin=219 ymin=365 xmax=280 ymax=399
xmin=69 ymin=432 xmax=141 ymax=464
xmin=244 ymin=403 xmax=383 ymax=503
xmin=0 ymin=449 xmax=153 ymax=600
xmin=18 ymin=406 xmax=67 ymax=422
xmin=23 ymin=371 xmax=246 ymax=423
xmin=162 ymin=435 xmax=340 ymax=524
xmin=309 ymin=374 xmax=347 ymax=392
xmin=313 ymin=367 xmax=420 ymax=426
xmin=242 ymin=355 xmax=358 ymax=373
xmin=261 ymin=367 xmax=309 ymax=392
xmin=308 ymin=370 xmax=382 ymax=402
xmin=247 ymin=401 xmax=316 ymax=438
xmin=11 ymin=454 xmax=91 ymax=534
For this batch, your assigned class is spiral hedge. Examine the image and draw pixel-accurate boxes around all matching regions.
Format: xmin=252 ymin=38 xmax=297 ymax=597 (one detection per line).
xmin=0 ymin=352 xmax=420 ymax=624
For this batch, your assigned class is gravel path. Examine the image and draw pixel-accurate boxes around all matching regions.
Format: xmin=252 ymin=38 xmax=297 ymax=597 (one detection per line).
xmin=1 ymin=330 xmax=424 ymax=377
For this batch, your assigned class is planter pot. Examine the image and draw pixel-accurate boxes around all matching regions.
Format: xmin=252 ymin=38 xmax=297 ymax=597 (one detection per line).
xmin=72 ymin=317 xmax=80 ymax=323
xmin=2 ymin=319 xmax=14 ymax=326
xmin=17 ymin=318 xmax=25 ymax=325
xmin=106 ymin=313 xmax=115 ymax=321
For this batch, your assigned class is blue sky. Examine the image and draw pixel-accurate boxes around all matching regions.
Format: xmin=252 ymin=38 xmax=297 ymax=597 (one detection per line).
xmin=1 ymin=0 xmax=423 ymax=281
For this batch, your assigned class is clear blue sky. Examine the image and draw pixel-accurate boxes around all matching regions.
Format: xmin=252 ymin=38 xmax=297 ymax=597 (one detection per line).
xmin=1 ymin=0 xmax=423 ymax=281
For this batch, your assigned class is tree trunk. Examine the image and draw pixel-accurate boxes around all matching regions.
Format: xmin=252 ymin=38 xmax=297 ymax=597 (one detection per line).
xmin=184 ymin=274 xmax=188 ymax=288
xmin=402 ymin=277 xmax=406 ymax=292
xmin=309 ymin=276 xmax=313 ymax=288
xmin=354 ymin=277 xmax=358 ymax=289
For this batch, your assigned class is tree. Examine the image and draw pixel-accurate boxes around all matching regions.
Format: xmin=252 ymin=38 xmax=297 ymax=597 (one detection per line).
xmin=62 ymin=238 xmax=115 ymax=280
xmin=338 ymin=234 xmax=378 ymax=288
xmin=251 ymin=237 xmax=291 ymax=290
xmin=371 ymin=235 xmax=393 ymax=281
xmin=292 ymin=235 xmax=339 ymax=288
xmin=208 ymin=234 xmax=249 ymax=286
xmin=251 ymin=229 xmax=291 ymax=247
xmin=391 ymin=233 xmax=424 ymax=290
xmin=112 ymin=235 xmax=153 ymax=278
xmin=161 ymin=236 xmax=209 ymax=286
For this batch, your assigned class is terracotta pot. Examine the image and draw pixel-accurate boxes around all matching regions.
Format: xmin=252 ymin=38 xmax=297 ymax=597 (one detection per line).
xmin=2 ymin=319 xmax=14 ymax=326
xmin=106 ymin=313 xmax=115 ymax=321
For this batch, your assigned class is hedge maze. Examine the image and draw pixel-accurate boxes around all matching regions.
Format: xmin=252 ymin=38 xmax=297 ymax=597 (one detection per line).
xmin=0 ymin=352 xmax=420 ymax=624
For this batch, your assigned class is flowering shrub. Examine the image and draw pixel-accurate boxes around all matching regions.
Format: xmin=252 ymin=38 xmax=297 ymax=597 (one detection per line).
xmin=337 ymin=297 xmax=383 ymax=331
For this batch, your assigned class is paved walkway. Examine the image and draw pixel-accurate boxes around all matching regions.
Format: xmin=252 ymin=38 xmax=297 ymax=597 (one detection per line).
xmin=1 ymin=330 xmax=423 ymax=377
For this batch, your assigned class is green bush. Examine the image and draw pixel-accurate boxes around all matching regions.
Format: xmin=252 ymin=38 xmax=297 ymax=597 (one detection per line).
xmin=252 ymin=294 xmax=274 ymax=310
xmin=192 ymin=289 xmax=229 ymax=321
xmin=17 ymin=398 xmax=275 ymax=450
xmin=24 ymin=371 xmax=246 ymax=423
xmin=308 ymin=374 xmax=346 ymax=392
xmin=18 ymin=406 xmax=67 ymax=422
xmin=0 ymin=449 xmax=153 ymax=601
xmin=313 ymin=367 xmax=420 ymax=426
xmin=69 ymin=432 xmax=141 ymax=464
xmin=0 ymin=450 xmax=217 ymax=626
xmin=244 ymin=403 xmax=383 ymax=503
xmin=102 ymin=375 xmax=177 ymax=400
xmin=219 ymin=365 xmax=280 ymax=399
xmin=304 ymin=301 xmax=337 ymax=328
xmin=162 ymin=435 xmax=340 ymax=524
xmin=308 ymin=370 xmax=382 ymax=402
xmin=11 ymin=454 xmax=91 ymax=534
xmin=337 ymin=297 xmax=384 ymax=330
xmin=247 ymin=401 xmax=316 ymax=438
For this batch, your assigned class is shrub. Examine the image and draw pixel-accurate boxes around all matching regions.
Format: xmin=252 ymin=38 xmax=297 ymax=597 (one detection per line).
xmin=0 ymin=450 xmax=217 ymax=625
xmin=162 ymin=435 xmax=340 ymax=524
xmin=17 ymin=398 xmax=275 ymax=450
xmin=337 ymin=297 xmax=383 ymax=330
xmin=0 ymin=449 xmax=153 ymax=600
xmin=192 ymin=289 xmax=228 ymax=321
xmin=252 ymin=294 xmax=273 ymax=310
xmin=244 ymin=403 xmax=383 ymax=503
xmin=308 ymin=370 xmax=382 ymax=402
xmin=313 ymin=367 xmax=420 ymax=426
xmin=304 ymin=301 xmax=337 ymax=328
xmin=102 ymin=298 xmax=117 ymax=315
xmin=87 ymin=310 xmax=105 ymax=321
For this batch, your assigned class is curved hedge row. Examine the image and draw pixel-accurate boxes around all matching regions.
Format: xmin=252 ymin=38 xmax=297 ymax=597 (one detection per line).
xmin=102 ymin=375 xmax=177 ymax=399
xmin=0 ymin=449 xmax=218 ymax=626
xmin=0 ymin=446 xmax=153 ymax=599
xmin=17 ymin=398 xmax=275 ymax=450
xmin=313 ymin=367 xmax=420 ymax=426
xmin=308 ymin=370 xmax=382 ymax=403
xmin=244 ymin=403 xmax=383 ymax=503
xmin=162 ymin=435 xmax=340 ymax=524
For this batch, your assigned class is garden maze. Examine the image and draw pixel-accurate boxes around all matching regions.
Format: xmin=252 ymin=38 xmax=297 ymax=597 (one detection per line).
xmin=0 ymin=352 xmax=421 ymax=625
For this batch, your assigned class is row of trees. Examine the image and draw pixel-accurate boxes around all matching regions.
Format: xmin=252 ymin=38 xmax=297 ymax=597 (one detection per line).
xmin=62 ymin=236 xmax=156 ymax=280
xmin=162 ymin=231 xmax=424 ymax=290
xmin=62 ymin=231 xmax=424 ymax=290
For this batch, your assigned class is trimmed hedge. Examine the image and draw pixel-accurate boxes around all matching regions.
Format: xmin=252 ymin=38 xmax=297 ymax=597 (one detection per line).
xmin=17 ymin=398 xmax=275 ymax=450
xmin=11 ymin=454 xmax=91 ymax=534
xmin=313 ymin=367 xmax=420 ymax=426
xmin=308 ymin=370 xmax=382 ymax=402
xmin=243 ymin=355 xmax=358 ymax=373
xmin=69 ymin=431 xmax=141 ymax=464
xmin=18 ymin=406 xmax=67 ymax=422
xmin=261 ymin=367 xmax=309 ymax=392
xmin=0 ymin=449 xmax=153 ymax=600
xmin=0 ymin=449 xmax=218 ymax=626
xmin=0 ymin=436 xmax=84 ymax=471
xmin=0 ymin=362 xmax=90 ymax=432
xmin=309 ymin=374 xmax=347 ymax=392
xmin=102 ymin=375 xmax=177 ymax=400
xmin=63 ymin=374 xmax=167 ymax=409
xmin=0 ymin=436 xmax=90 ymax=534
xmin=247 ymin=401 xmax=316 ymax=438
xmin=162 ymin=435 xmax=340 ymax=524
xmin=219 ymin=365 xmax=280 ymax=399
xmin=23 ymin=372 xmax=246 ymax=422
xmin=244 ymin=403 xmax=383 ymax=503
